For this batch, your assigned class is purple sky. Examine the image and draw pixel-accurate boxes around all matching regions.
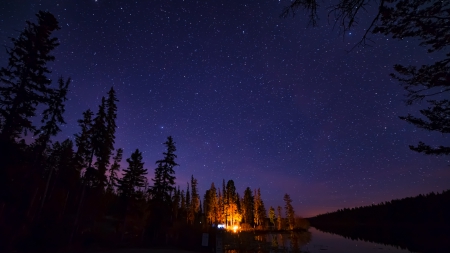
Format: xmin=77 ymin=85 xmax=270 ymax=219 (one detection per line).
xmin=1 ymin=0 xmax=449 ymax=217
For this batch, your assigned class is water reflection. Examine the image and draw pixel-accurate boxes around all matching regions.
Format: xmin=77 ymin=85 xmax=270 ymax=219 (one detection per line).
xmin=224 ymin=228 xmax=425 ymax=253
xmin=311 ymin=224 xmax=450 ymax=253
xmin=224 ymin=231 xmax=311 ymax=253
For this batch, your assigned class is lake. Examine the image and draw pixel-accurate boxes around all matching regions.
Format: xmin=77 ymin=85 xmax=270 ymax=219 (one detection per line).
xmin=224 ymin=227 xmax=417 ymax=253
xmin=301 ymin=227 xmax=415 ymax=253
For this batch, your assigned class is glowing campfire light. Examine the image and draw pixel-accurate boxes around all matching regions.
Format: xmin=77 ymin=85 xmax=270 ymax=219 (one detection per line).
xmin=233 ymin=225 xmax=238 ymax=233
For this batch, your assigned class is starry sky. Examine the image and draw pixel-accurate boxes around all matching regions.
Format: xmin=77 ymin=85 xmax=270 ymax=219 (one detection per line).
xmin=0 ymin=0 xmax=449 ymax=217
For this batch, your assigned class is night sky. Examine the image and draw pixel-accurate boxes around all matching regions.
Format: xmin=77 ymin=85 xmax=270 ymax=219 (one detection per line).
xmin=1 ymin=0 xmax=449 ymax=217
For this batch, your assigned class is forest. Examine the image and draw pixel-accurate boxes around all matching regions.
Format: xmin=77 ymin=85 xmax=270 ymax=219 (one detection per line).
xmin=0 ymin=11 xmax=308 ymax=253
xmin=308 ymin=190 xmax=450 ymax=253
xmin=309 ymin=190 xmax=450 ymax=227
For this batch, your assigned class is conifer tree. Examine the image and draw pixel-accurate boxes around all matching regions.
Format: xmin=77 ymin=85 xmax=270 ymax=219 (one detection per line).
xmin=185 ymin=183 xmax=191 ymax=223
xmin=92 ymin=97 xmax=108 ymax=187
xmin=105 ymin=87 xmax=118 ymax=152
xmin=185 ymin=183 xmax=191 ymax=210
xmin=0 ymin=11 xmax=61 ymax=142
xmin=254 ymin=188 xmax=262 ymax=226
xmin=269 ymin=206 xmax=276 ymax=227
xmin=117 ymin=149 xmax=148 ymax=199
xmin=172 ymin=186 xmax=181 ymax=219
xmin=188 ymin=175 xmax=200 ymax=224
xmin=180 ymin=189 xmax=186 ymax=218
xmin=106 ymin=148 xmax=123 ymax=193
xmin=74 ymin=109 xmax=94 ymax=171
xmin=277 ymin=206 xmax=283 ymax=230
xmin=243 ymin=187 xmax=254 ymax=226
xmin=258 ymin=199 xmax=267 ymax=229
xmin=33 ymin=77 xmax=70 ymax=154
xmin=204 ymin=182 xmax=218 ymax=225
xmin=225 ymin=180 xmax=237 ymax=227
xmin=284 ymin=194 xmax=295 ymax=230
xmin=150 ymin=136 xmax=178 ymax=203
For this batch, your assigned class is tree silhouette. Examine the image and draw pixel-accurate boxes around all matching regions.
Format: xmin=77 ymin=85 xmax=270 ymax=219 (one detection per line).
xmin=242 ymin=187 xmax=254 ymax=226
xmin=150 ymin=136 xmax=178 ymax=203
xmin=284 ymin=193 xmax=295 ymax=230
xmin=92 ymin=97 xmax=108 ymax=187
xmin=0 ymin=11 xmax=62 ymax=142
xmin=282 ymin=0 xmax=450 ymax=156
xmin=106 ymin=148 xmax=123 ymax=194
xmin=188 ymin=175 xmax=200 ymax=224
xmin=117 ymin=149 xmax=147 ymax=199
xmin=74 ymin=109 xmax=94 ymax=171
xmin=33 ymin=77 xmax=70 ymax=156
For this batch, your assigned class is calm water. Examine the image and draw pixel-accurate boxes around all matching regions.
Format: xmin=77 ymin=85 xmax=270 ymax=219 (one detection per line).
xmin=224 ymin=227 xmax=416 ymax=253
xmin=301 ymin=227 xmax=415 ymax=253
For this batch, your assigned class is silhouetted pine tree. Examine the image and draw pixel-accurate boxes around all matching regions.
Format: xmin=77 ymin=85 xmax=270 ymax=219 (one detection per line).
xmin=0 ymin=11 xmax=61 ymax=142
xmin=189 ymin=175 xmax=200 ymax=224
xmin=150 ymin=136 xmax=178 ymax=203
xmin=33 ymin=77 xmax=70 ymax=154
xmin=106 ymin=148 xmax=123 ymax=194
xmin=74 ymin=109 xmax=94 ymax=171
xmin=243 ymin=187 xmax=254 ymax=226
xmin=180 ymin=189 xmax=186 ymax=220
xmin=94 ymin=87 xmax=119 ymax=188
xmin=172 ymin=186 xmax=181 ymax=220
xmin=117 ymin=149 xmax=147 ymax=199
xmin=185 ymin=183 xmax=190 ymax=222
xmin=92 ymin=97 xmax=108 ymax=188
xmin=106 ymin=88 xmax=118 ymax=151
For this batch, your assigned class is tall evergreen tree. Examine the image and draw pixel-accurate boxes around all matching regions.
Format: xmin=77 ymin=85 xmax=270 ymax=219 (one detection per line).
xmin=283 ymin=194 xmax=295 ymax=230
xmin=269 ymin=206 xmax=276 ymax=228
xmin=277 ymin=206 xmax=283 ymax=230
xmin=188 ymin=175 xmax=200 ymax=224
xmin=191 ymin=175 xmax=200 ymax=213
xmin=106 ymin=148 xmax=123 ymax=193
xmin=172 ymin=186 xmax=181 ymax=219
xmin=33 ymin=77 xmax=70 ymax=154
xmin=254 ymin=188 xmax=262 ymax=226
xmin=225 ymin=180 xmax=237 ymax=227
xmin=105 ymin=87 xmax=118 ymax=152
xmin=185 ymin=182 xmax=191 ymax=223
xmin=92 ymin=97 xmax=108 ymax=188
xmin=150 ymin=136 xmax=178 ymax=203
xmin=117 ymin=149 xmax=148 ymax=199
xmin=0 ymin=11 xmax=61 ymax=142
xmin=242 ymin=187 xmax=254 ymax=226
xmin=204 ymin=182 xmax=218 ymax=225
xmin=74 ymin=109 xmax=94 ymax=171
xmin=259 ymin=200 xmax=267 ymax=229
xmin=180 ymin=189 xmax=186 ymax=219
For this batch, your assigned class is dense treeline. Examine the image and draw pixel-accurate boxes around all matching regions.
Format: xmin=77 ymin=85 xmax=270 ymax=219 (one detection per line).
xmin=308 ymin=191 xmax=450 ymax=253
xmin=0 ymin=11 xmax=307 ymax=252
xmin=309 ymin=190 xmax=450 ymax=227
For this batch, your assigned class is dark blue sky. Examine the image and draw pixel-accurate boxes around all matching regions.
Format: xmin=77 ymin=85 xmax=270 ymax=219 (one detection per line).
xmin=1 ymin=0 xmax=448 ymax=217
